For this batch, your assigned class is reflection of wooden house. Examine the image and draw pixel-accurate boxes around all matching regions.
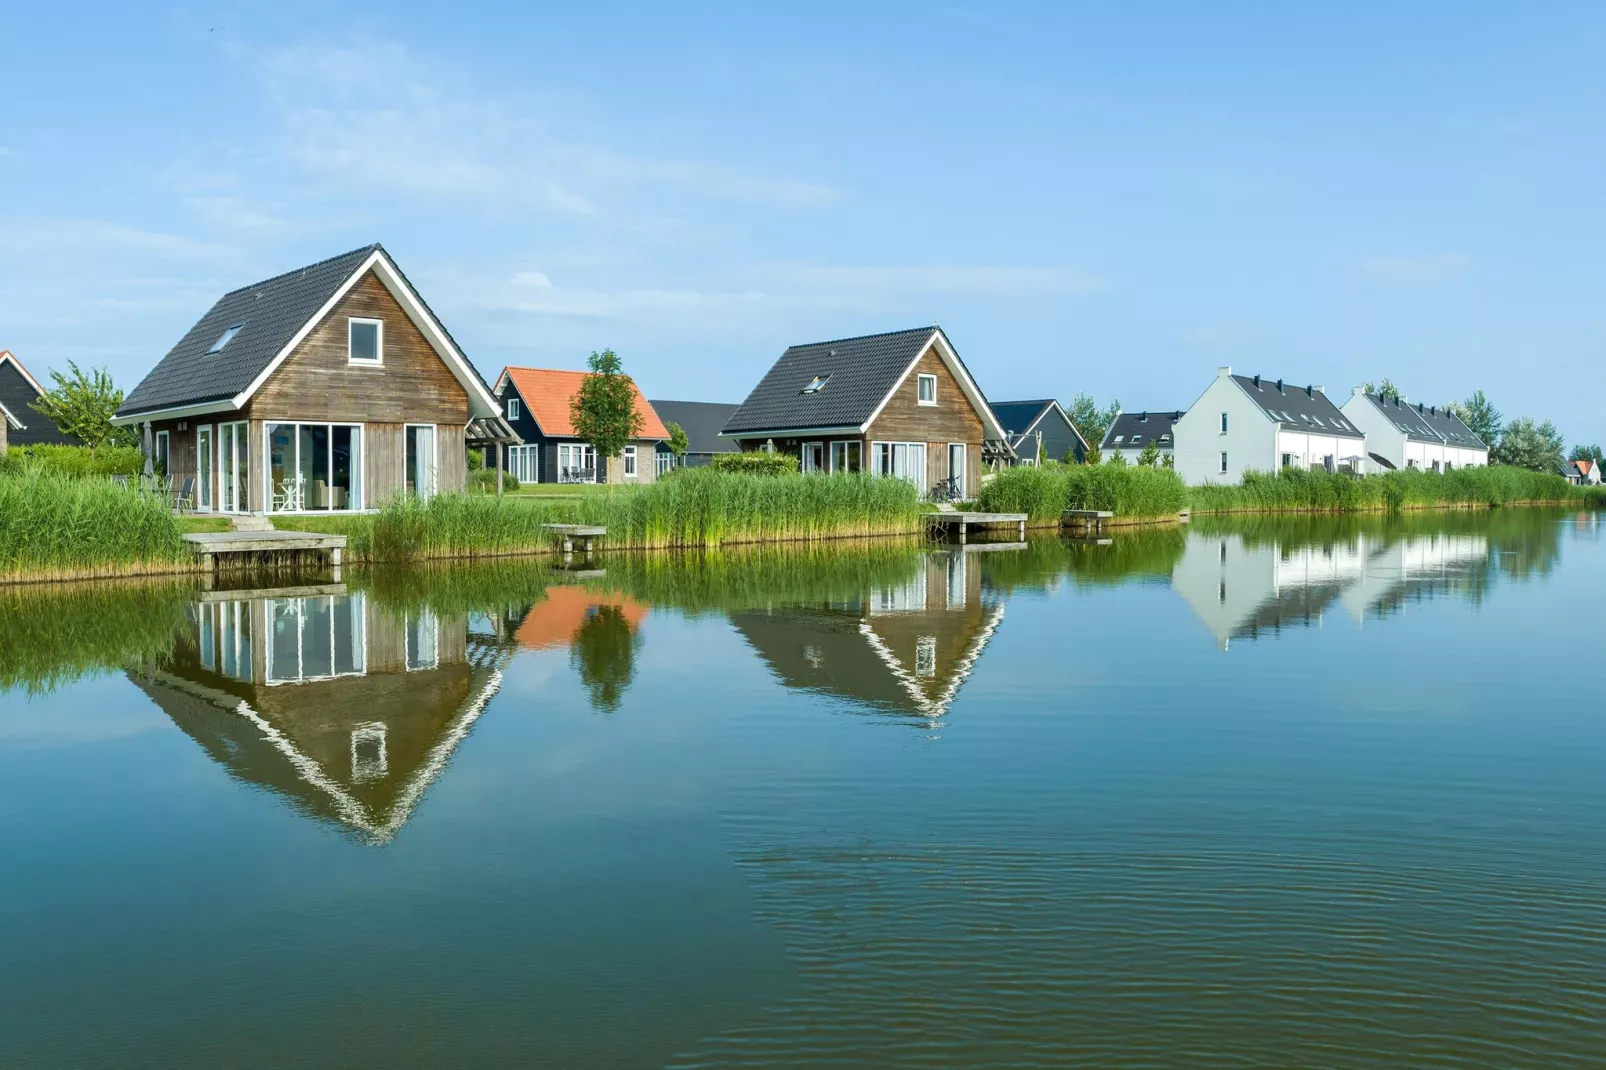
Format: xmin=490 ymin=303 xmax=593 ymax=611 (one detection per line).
xmin=128 ymin=588 xmax=504 ymax=843
xmin=514 ymin=586 xmax=649 ymax=650
xmin=730 ymin=552 xmax=1003 ymax=721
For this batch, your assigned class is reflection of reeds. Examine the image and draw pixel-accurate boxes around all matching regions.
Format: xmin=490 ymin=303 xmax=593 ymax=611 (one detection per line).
xmin=978 ymin=464 xmax=1187 ymax=522
xmin=979 ymin=529 xmax=1189 ymax=592
xmin=0 ymin=472 xmax=191 ymax=583
xmin=0 ymin=578 xmax=197 ymax=695
xmin=1188 ymin=466 xmax=1606 ymax=514
xmin=353 ymin=560 xmax=560 ymax=618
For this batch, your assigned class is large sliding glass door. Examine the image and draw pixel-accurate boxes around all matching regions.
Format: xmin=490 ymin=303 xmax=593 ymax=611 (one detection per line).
xmin=196 ymin=425 xmax=213 ymax=511
xmin=267 ymin=422 xmax=363 ymax=513
xmin=871 ymin=441 xmax=928 ymax=493
xmin=558 ymin=443 xmax=598 ymax=483
xmin=219 ymin=421 xmax=249 ymax=513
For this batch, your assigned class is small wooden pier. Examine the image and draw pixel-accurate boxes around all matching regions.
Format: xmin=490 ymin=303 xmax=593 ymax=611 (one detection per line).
xmin=1063 ymin=509 xmax=1114 ymax=535
xmin=924 ymin=511 xmax=1027 ymax=543
xmin=543 ymin=524 xmax=607 ymax=554
xmin=184 ymin=530 xmax=347 ymax=574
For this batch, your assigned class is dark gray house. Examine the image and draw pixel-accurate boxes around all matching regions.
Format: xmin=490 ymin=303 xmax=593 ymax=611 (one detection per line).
xmin=649 ymin=399 xmax=739 ymax=473
xmin=1102 ymin=410 xmax=1182 ymax=465
xmin=491 ymin=366 xmax=669 ymax=485
xmin=990 ymin=399 xmax=1089 ymax=465
xmin=0 ymin=350 xmax=79 ymax=448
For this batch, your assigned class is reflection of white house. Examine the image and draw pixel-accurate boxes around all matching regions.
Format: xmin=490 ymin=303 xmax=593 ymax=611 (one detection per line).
xmin=1341 ymin=390 xmax=1489 ymax=471
xmin=1173 ymin=530 xmax=1490 ymax=648
xmin=134 ymin=588 xmax=506 ymax=844
xmin=1173 ymin=368 xmax=1368 ymax=485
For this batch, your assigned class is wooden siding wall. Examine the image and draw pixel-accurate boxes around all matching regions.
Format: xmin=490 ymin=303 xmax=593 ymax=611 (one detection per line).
xmin=865 ymin=345 xmax=985 ymax=491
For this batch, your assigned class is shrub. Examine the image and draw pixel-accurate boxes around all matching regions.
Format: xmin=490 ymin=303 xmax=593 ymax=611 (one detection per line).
xmin=977 ymin=463 xmax=1187 ymax=521
xmin=712 ymin=451 xmax=799 ymax=477
xmin=469 ymin=467 xmax=519 ymax=493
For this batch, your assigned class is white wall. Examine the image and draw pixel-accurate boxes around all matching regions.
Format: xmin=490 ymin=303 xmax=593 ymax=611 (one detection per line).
xmin=1275 ymin=428 xmax=1366 ymax=473
xmin=1173 ymin=370 xmax=1276 ymax=485
xmin=1341 ymin=393 xmax=1406 ymax=469
xmin=1106 ymin=445 xmax=1173 ymax=466
xmin=1445 ymin=445 xmax=1488 ymax=468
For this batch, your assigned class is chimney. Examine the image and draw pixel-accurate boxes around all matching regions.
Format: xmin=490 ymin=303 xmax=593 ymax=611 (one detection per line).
xmin=1276 ymin=378 xmax=1284 ymax=392
xmin=1305 ymin=384 xmax=1314 ymax=398
xmin=1217 ymin=365 xmax=1233 ymax=378
xmin=1253 ymin=374 xmax=1261 ymax=388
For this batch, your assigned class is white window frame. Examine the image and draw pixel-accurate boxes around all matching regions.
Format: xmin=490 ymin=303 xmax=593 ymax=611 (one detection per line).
xmin=218 ymin=420 xmax=249 ymax=514
xmin=623 ymin=444 xmax=638 ymax=478
xmin=915 ymin=636 xmax=937 ymax=677
xmin=507 ymin=397 xmax=521 ymax=421
xmin=1220 ymin=451 xmax=1229 ymax=474
xmin=1219 ymin=412 xmax=1229 ymax=434
xmin=508 ymin=444 xmax=540 ymax=484
xmin=196 ymin=424 xmax=214 ymax=511
xmin=403 ymin=423 xmax=437 ymax=499
xmin=917 ymin=373 xmax=938 ymax=406
xmin=801 ymin=441 xmax=825 ymax=473
xmin=154 ymin=429 xmax=170 ymax=476
xmin=405 ymin=610 xmax=440 ymax=672
xmin=264 ymin=594 xmax=368 ymax=685
xmin=830 ymin=440 xmax=863 ymax=473
xmin=348 ymin=317 xmax=384 ymax=365
xmin=558 ymin=443 xmax=599 ymax=483
xmin=947 ymin=442 xmax=966 ymax=498
xmin=870 ymin=440 xmax=928 ymax=493
xmin=265 ymin=422 xmax=366 ymax=513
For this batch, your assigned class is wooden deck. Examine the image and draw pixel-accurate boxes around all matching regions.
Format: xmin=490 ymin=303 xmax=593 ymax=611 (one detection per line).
xmin=184 ymin=530 xmax=347 ymax=572
xmin=1063 ymin=508 xmax=1115 ymax=535
xmin=924 ymin=511 xmax=1028 ymax=543
xmin=543 ymin=524 xmax=607 ymax=553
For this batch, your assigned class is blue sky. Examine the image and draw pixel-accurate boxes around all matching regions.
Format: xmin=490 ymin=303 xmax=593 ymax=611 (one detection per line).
xmin=2 ymin=2 xmax=1602 ymax=443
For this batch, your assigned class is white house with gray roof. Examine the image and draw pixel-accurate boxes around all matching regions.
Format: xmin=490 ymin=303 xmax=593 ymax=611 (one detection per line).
xmin=1341 ymin=389 xmax=1488 ymax=471
xmin=1100 ymin=410 xmax=1181 ymax=465
xmin=1173 ymin=367 xmax=1369 ymax=485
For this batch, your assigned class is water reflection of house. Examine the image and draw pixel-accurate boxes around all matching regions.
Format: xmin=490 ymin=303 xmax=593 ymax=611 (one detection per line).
xmin=730 ymin=551 xmax=1003 ymax=722
xmin=513 ymin=586 xmax=649 ymax=650
xmin=1173 ymin=531 xmax=1488 ymax=649
xmin=128 ymin=588 xmax=506 ymax=844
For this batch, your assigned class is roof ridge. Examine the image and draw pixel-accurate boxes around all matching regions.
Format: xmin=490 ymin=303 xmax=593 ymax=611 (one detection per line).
xmin=219 ymin=243 xmax=382 ymax=298
xmin=784 ymin=324 xmax=938 ymax=351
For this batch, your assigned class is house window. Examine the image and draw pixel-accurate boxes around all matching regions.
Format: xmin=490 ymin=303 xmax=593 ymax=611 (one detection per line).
xmin=1113 ymin=435 xmax=1124 ymax=444
xmin=558 ymin=443 xmax=598 ymax=483
xmin=508 ymin=444 xmax=540 ymax=483
xmin=265 ymin=594 xmax=367 ymax=685
xmin=1220 ymin=451 xmax=1229 ymax=474
xmin=1219 ymin=412 xmax=1228 ymax=434
xmin=801 ymin=374 xmax=830 ymax=394
xmin=154 ymin=429 xmax=170 ymax=477
xmin=267 ymin=423 xmax=364 ymax=512
xmin=405 ymin=610 xmax=439 ymax=671
xmin=207 ymin=324 xmax=243 ymax=354
xmin=801 ymin=442 xmax=825 ymax=473
xmin=915 ymin=636 xmax=937 ymax=677
xmin=348 ymin=318 xmax=382 ymax=364
xmin=1282 ymin=453 xmax=1295 ymax=467
xmin=917 ymin=373 xmax=937 ymax=406
xmin=871 ymin=441 xmax=927 ymax=492
xmin=404 ymin=424 xmax=436 ymax=498
xmin=830 ymin=440 xmax=862 ymax=473
xmin=623 ymin=445 xmax=638 ymax=477
xmin=507 ymin=397 xmax=521 ymax=421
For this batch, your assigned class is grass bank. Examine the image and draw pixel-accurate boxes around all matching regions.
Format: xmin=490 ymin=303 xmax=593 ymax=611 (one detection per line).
xmin=977 ymin=463 xmax=1187 ymax=525
xmin=0 ymin=472 xmax=194 ymax=584
xmin=1187 ymin=465 xmax=1606 ymax=514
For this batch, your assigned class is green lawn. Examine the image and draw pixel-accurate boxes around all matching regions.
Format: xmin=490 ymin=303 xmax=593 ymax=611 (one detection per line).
xmin=176 ymin=516 xmax=233 ymax=534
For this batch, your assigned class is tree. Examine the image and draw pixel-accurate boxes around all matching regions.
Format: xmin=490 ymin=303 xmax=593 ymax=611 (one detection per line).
xmin=665 ymin=421 xmax=688 ymax=459
xmin=1161 ymin=452 xmax=1175 ymax=470
xmin=1067 ymin=393 xmax=1121 ymax=452
xmin=570 ymin=604 xmax=641 ymax=713
xmin=29 ymin=361 xmax=128 ymax=451
xmin=1136 ymin=442 xmax=1160 ymax=467
xmin=1447 ymin=389 xmax=1502 ymax=448
xmin=570 ymin=349 xmax=643 ymax=466
xmin=1360 ymin=377 xmax=1401 ymax=402
xmin=1569 ymin=443 xmax=1604 ymax=464
xmin=1494 ymin=417 xmax=1565 ymax=472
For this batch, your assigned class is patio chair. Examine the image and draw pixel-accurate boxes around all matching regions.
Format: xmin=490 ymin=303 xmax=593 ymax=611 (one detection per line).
xmin=171 ymin=477 xmax=195 ymax=513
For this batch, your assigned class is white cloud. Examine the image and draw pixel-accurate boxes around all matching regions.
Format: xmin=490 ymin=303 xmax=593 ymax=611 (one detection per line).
xmin=763 ymin=263 xmax=1102 ymax=294
xmin=1360 ymin=253 xmax=1473 ymax=283
xmin=511 ymin=271 xmax=552 ymax=288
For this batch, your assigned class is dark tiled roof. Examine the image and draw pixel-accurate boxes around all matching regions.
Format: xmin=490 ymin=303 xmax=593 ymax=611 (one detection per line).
xmin=1415 ymin=401 xmax=1487 ymax=449
xmin=649 ymin=399 xmax=741 ymax=454
xmin=990 ymin=399 xmax=1055 ymax=439
xmin=1102 ymin=410 xmax=1181 ymax=449
xmin=1232 ymin=375 xmax=1363 ymax=438
xmin=1360 ymin=392 xmax=1440 ymax=442
xmin=722 ymin=326 xmax=941 ymax=435
xmin=118 ymin=245 xmax=381 ymax=418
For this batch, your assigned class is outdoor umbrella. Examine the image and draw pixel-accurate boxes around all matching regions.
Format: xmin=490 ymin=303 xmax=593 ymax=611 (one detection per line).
xmin=142 ymin=423 xmax=154 ymax=479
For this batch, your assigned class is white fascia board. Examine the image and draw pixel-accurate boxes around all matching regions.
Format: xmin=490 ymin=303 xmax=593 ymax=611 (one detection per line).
xmin=856 ymin=329 xmax=1008 ymax=440
xmin=229 ymin=249 xmax=501 ymax=419
xmin=0 ymin=352 xmax=46 ymax=396
xmin=717 ymin=425 xmax=862 ymax=439
xmin=111 ymin=398 xmax=240 ymax=426
xmin=0 ymin=398 xmax=23 ymax=430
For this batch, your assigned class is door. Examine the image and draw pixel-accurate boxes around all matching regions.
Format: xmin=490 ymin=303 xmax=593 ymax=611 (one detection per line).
xmin=219 ymin=421 xmax=248 ymax=513
xmin=948 ymin=443 xmax=966 ymax=498
xmin=196 ymin=425 xmax=213 ymax=510
xmin=406 ymin=425 xmax=437 ymax=499
xmin=801 ymin=442 xmax=825 ymax=473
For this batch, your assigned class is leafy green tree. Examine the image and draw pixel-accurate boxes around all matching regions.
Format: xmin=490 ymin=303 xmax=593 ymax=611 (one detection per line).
xmin=29 ymin=361 xmax=129 ymax=451
xmin=1494 ymin=417 xmax=1565 ymax=472
xmin=1106 ymin=449 xmax=1128 ymax=467
xmin=1447 ymin=389 xmax=1503 ymax=448
xmin=665 ymin=421 xmax=689 ymax=459
xmin=1360 ymin=377 xmax=1401 ymax=402
xmin=570 ymin=604 xmax=641 ymax=713
xmin=1136 ymin=441 xmax=1160 ymax=466
xmin=1067 ymin=393 xmax=1121 ymax=452
xmin=570 ymin=349 xmax=644 ymax=466
xmin=1569 ymin=443 xmax=1604 ymax=464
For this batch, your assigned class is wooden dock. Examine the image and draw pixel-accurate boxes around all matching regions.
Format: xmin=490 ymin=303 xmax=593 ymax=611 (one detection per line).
xmin=924 ymin=511 xmax=1027 ymax=543
xmin=184 ymin=530 xmax=347 ymax=573
xmin=1063 ymin=509 xmax=1115 ymax=534
xmin=543 ymin=524 xmax=607 ymax=553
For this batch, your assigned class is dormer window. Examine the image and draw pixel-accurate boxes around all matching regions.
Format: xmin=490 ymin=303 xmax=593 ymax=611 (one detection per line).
xmin=207 ymin=324 xmax=243 ymax=354
xmin=917 ymin=373 xmax=937 ymax=406
xmin=801 ymin=373 xmax=830 ymax=394
xmin=348 ymin=318 xmax=383 ymax=364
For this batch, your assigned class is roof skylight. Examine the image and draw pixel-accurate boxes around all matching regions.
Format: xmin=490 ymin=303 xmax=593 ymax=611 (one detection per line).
xmin=801 ymin=373 xmax=830 ymax=394
xmin=207 ymin=324 xmax=244 ymax=354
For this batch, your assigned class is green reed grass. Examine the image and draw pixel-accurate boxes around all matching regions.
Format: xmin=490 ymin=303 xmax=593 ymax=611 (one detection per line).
xmin=977 ymin=463 xmax=1187 ymax=522
xmin=0 ymin=579 xmax=197 ymax=694
xmin=0 ymin=444 xmax=144 ymax=479
xmin=1186 ymin=465 xmax=1604 ymax=514
xmin=0 ymin=471 xmax=190 ymax=582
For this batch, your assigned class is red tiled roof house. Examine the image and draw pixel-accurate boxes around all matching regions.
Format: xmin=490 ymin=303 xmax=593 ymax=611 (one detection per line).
xmin=491 ymin=366 xmax=669 ymax=484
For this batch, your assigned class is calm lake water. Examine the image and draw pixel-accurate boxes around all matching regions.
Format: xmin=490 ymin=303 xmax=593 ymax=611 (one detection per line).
xmin=2 ymin=511 xmax=1604 ymax=1067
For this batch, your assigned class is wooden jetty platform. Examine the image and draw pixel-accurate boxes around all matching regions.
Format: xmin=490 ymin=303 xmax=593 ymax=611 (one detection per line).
xmin=543 ymin=524 xmax=607 ymax=553
xmin=1063 ymin=509 xmax=1115 ymax=534
xmin=184 ymin=530 xmax=347 ymax=573
xmin=924 ymin=511 xmax=1027 ymax=543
